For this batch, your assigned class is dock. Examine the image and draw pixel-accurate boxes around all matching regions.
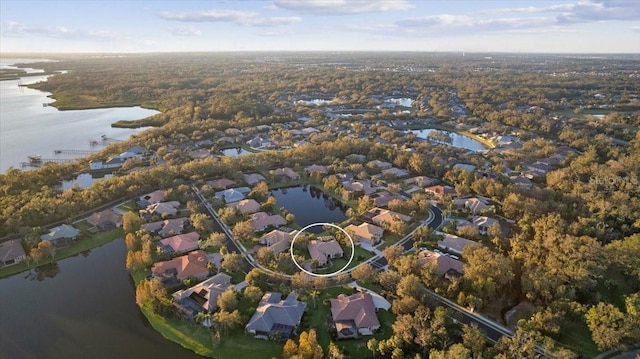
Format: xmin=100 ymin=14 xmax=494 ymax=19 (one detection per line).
xmin=100 ymin=135 xmax=121 ymax=143
xmin=54 ymin=149 xmax=97 ymax=155
xmin=21 ymin=156 xmax=78 ymax=168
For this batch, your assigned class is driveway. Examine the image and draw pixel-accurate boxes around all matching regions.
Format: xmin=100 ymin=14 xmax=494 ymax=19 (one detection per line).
xmin=347 ymin=281 xmax=391 ymax=310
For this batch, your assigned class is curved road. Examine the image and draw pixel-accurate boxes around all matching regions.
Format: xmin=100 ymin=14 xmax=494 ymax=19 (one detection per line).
xmin=192 ymin=185 xmax=549 ymax=356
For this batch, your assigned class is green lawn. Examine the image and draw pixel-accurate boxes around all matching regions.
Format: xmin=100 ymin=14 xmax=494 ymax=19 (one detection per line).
xmin=300 ymin=286 xmax=395 ymax=359
xmin=0 ymin=225 xmax=124 ymax=279
xmin=141 ymin=305 xmax=283 ymax=359
xmin=555 ymin=318 xmax=599 ymax=358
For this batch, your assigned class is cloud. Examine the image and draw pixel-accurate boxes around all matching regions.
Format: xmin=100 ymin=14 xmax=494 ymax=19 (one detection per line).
xmin=482 ymin=0 xmax=640 ymax=22
xmin=1 ymin=21 xmax=119 ymax=40
xmin=632 ymin=26 xmax=640 ymax=33
xmin=380 ymin=1 xmax=640 ymax=35
xmin=159 ymin=9 xmax=300 ymax=27
xmin=170 ymin=25 xmax=202 ymax=36
xmin=160 ymin=9 xmax=254 ymax=23
xmin=272 ymin=0 xmax=413 ymax=15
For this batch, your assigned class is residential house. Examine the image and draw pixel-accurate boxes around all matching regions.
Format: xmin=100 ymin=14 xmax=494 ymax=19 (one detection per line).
xmin=139 ymin=201 xmax=180 ymax=218
xmin=370 ymin=191 xmax=394 ymax=207
xmin=245 ymin=292 xmax=307 ymax=340
xmin=151 ymin=250 xmax=209 ymax=286
xmin=463 ymin=196 xmax=496 ymax=215
xmin=207 ymin=178 xmax=237 ymax=190
xmin=367 ymin=160 xmax=393 ymax=171
xmin=216 ymin=188 xmax=249 ymax=204
xmin=159 ymin=232 xmax=200 ymax=255
xmin=382 ymin=167 xmax=410 ymax=179
xmin=473 ymin=216 xmax=499 ymax=235
xmin=526 ymin=162 xmax=553 ymax=176
xmin=308 ymin=237 xmax=344 ymax=266
xmin=172 ymin=273 xmax=233 ymax=318
xmin=331 ymin=292 xmax=380 ymax=339
xmin=453 ymin=163 xmax=476 ymax=172
xmin=342 ymin=179 xmax=375 ymax=195
xmin=368 ymin=208 xmax=412 ymax=228
xmin=437 ymin=234 xmax=482 ymax=255
xmin=40 ymin=224 xmax=79 ymax=245
xmin=258 ymin=229 xmax=297 ymax=254
xmin=251 ymin=212 xmax=287 ymax=232
xmin=403 ymin=176 xmax=438 ymax=188
xmin=510 ymin=176 xmax=533 ymax=189
xmin=344 ymin=223 xmax=384 ymax=246
xmin=272 ymin=167 xmax=301 ymax=181
xmin=301 ymin=127 xmax=320 ymax=135
xmin=417 ymin=249 xmax=464 ymax=279
xmin=244 ymin=173 xmax=267 ymax=186
xmin=0 ymin=239 xmax=27 ymax=267
xmin=141 ymin=217 xmax=188 ymax=237
xmin=138 ymin=190 xmax=166 ymax=207
xmin=426 ymin=185 xmax=456 ymax=197
xmin=304 ymin=164 xmax=328 ymax=175
xmin=227 ymin=199 xmax=261 ymax=214
xmin=86 ymin=208 xmax=122 ymax=231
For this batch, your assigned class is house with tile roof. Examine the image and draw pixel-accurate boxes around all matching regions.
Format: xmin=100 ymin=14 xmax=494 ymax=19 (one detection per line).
xmin=151 ymin=250 xmax=209 ymax=286
xmin=86 ymin=208 xmax=122 ymax=231
xmin=417 ymin=249 xmax=464 ymax=278
xmin=227 ymin=199 xmax=261 ymax=214
xmin=330 ymin=292 xmax=380 ymax=339
xmin=251 ymin=212 xmax=287 ymax=232
xmin=141 ymin=217 xmax=189 ymax=237
xmin=172 ymin=273 xmax=232 ymax=318
xmin=244 ymin=173 xmax=267 ymax=186
xmin=308 ymin=237 xmax=344 ymax=267
xmin=138 ymin=189 xmax=166 ymax=207
xmin=159 ymin=232 xmax=200 ymax=255
xmin=0 ymin=239 xmax=27 ymax=267
xmin=472 ymin=216 xmax=500 ymax=235
xmin=245 ymin=292 xmax=306 ymax=340
xmin=258 ymin=229 xmax=298 ymax=254
xmin=437 ymin=234 xmax=482 ymax=255
xmin=207 ymin=178 xmax=237 ymax=190
xmin=139 ymin=201 xmax=181 ymax=218
xmin=271 ymin=167 xmax=301 ymax=181
xmin=368 ymin=208 xmax=412 ymax=228
xmin=344 ymin=223 xmax=384 ymax=246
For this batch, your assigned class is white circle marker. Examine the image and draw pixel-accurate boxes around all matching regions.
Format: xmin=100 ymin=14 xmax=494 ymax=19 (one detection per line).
xmin=289 ymin=222 xmax=355 ymax=278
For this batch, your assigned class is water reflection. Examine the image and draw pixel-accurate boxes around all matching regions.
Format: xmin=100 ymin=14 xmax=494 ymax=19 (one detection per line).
xmin=270 ymin=185 xmax=347 ymax=233
xmin=25 ymin=262 xmax=60 ymax=281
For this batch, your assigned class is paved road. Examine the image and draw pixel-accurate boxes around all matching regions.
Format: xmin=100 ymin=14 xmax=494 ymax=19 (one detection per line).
xmin=372 ymin=204 xmax=444 ymax=270
xmin=191 ymin=186 xmax=550 ymax=355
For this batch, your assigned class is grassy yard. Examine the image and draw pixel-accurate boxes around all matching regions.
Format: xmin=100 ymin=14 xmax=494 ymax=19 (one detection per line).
xmin=555 ymin=318 xmax=599 ymax=357
xmin=141 ymin=305 xmax=283 ymax=359
xmin=0 ymin=224 xmax=124 ymax=279
xmin=300 ymin=286 xmax=395 ymax=358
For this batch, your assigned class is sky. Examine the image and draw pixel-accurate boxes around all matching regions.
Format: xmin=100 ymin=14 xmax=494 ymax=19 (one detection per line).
xmin=1 ymin=0 xmax=639 ymax=53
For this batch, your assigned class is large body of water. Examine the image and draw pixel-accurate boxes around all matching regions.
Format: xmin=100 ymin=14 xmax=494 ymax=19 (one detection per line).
xmin=0 ymin=239 xmax=203 ymax=359
xmin=0 ymin=59 xmax=158 ymax=173
xmin=270 ymin=185 xmax=348 ymax=233
xmin=411 ymin=128 xmax=487 ymax=152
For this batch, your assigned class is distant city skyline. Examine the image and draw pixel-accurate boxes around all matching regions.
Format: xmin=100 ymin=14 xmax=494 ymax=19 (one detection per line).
xmin=1 ymin=0 xmax=639 ymax=53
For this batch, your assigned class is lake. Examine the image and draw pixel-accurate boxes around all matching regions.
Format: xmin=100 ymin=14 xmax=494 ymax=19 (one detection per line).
xmin=411 ymin=128 xmax=487 ymax=151
xmin=0 ymin=59 xmax=158 ymax=173
xmin=270 ymin=185 xmax=348 ymax=233
xmin=0 ymin=239 xmax=203 ymax=359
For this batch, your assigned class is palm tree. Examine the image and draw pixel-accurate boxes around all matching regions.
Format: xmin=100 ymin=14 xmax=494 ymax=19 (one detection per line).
xmin=309 ymin=290 xmax=319 ymax=309
xmin=194 ymin=312 xmax=213 ymax=328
